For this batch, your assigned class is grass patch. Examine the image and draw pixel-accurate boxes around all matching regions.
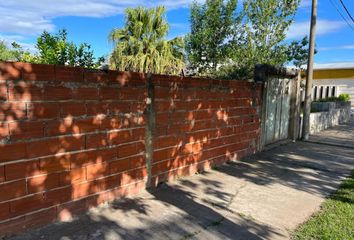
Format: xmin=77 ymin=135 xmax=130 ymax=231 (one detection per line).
xmin=292 ymin=170 xmax=354 ymax=240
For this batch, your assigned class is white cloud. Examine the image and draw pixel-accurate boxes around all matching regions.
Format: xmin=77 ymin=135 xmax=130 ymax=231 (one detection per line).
xmin=287 ymin=19 xmax=345 ymax=39
xmin=318 ymin=45 xmax=354 ymax=51
xmin=0 ymin=34 xmax=36 ymax=53
xmin=0 ymin=34 xmax=25 ymax=42
xmin=300 ymin=0 xmax=312 ymax=8
xmin=0 ymin=0 xmax=197 ymax=36
xmin=343 ymin=45 xmax=354 ymax=49
xmin=313 ymin=62 xmax=354 ymax=69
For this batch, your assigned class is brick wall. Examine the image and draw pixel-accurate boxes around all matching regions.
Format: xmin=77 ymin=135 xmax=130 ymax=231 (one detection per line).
xmin=0 ymin=62 xmax=262 ymax=235
xmin=150 ymin=75 xmax=262 ymax=185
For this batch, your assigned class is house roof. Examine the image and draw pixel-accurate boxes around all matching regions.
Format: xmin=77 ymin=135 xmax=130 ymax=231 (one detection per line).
xmin=313 ymin=62 xmax=354 ymax=70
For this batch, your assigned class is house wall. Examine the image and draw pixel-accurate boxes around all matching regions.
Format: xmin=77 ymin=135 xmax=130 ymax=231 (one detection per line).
xmin=299 ymin=102 xmax=351 ymax=135
xmin=312 ymin=78 xmax=354 ymax=109
xmin=0 ymin=62 xmax=262 ymax=235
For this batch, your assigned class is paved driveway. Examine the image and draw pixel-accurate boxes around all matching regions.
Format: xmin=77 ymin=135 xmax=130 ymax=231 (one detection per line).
xmin=7 ymin=121 xmax=354 ymax=240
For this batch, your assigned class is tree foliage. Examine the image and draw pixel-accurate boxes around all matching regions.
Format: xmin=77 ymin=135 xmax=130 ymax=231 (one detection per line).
xmin=243 ymin=0 xmax=300 ymax=63
xmin=186 ymin=0 xmax=303 ymax=79
xmin=286 ymin=36 xmax=317 ymax=68
xmin=185 ymin=0 xmax=240 ymax=76
xmin=0 ymin=41 xmax=26 ymax=62
xmin=26 ymin=29 xmax=103 ymax=68
xmin=226 ymin=0 xmax=301 ymax=79
xmin=109 ymin=6 xmax=185 ymax=74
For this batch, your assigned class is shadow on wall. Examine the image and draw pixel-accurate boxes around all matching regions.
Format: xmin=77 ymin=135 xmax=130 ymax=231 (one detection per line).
xmin=149 ymin=74 xmax=261 ymax=186
xmin=0 ymin=61 xmax=262 ymax=236
xmin=0 ymin=62 xmax=149 ymax=234
xmin=9 ymin=138 xmax=354 ymax=239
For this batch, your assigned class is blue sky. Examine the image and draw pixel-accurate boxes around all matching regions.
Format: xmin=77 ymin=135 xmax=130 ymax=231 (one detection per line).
xmin=0 ymin=0 xmax=353 ymax=64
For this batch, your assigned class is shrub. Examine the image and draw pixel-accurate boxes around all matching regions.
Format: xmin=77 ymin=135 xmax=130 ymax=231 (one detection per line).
xmin=338 ymin=93 xmax=350 ymax=102
xmin=315 ymin=94 xmax=350 ymax=103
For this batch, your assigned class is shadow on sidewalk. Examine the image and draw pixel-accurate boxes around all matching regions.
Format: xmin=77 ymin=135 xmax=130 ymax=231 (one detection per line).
xmin=214 ymin=142 xmax=354 ymax=197
xmin=7 ymin=141 xmax=354 ymax=240
xmin=147 ymin=183 xmax=282 ymax=240
xmin=9 ymin=182 xmax=284 ymax=240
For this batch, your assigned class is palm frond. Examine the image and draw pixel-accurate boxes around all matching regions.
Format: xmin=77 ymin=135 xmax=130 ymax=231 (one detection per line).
xmin=109 ymin=6 xmax=185 ymax=74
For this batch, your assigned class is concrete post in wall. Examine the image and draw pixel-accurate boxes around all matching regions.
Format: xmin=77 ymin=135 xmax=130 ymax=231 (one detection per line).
xmin=254 ymin=64 xmax=268 ymax=151
xmin=144 ymin=73 xmax=155 ymax=187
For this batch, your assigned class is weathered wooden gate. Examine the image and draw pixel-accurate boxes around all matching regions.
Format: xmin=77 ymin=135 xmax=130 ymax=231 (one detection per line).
xmin=255 ymin=65 xmax=301 ymax=149
xmin=264 ymin=77 xmax=292 ymax=144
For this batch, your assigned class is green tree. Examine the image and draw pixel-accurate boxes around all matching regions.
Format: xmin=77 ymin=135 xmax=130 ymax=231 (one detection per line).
xmin=185 ymin=0 xmax=240 ymax=76
xmin=0 ymin=41 xmax=25 ymax=61
xmin=187 ymin=0 xmax=301 ymax=79
xmin=286 ymin=36 xmax=317 ymax=69
xmin=227 ymin=0 xmax=301 ymax=79
xmin=109 ymin=6 xmax=185 ymax=74
xmin=30 ymin=29 xmax=102 ymax=68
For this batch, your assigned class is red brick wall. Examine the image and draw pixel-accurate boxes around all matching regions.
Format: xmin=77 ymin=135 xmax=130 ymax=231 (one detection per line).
xmin=0 ymin=62 xmax=262 ymax=235
xmin=150 ymin=75 xmax=262 ymax=185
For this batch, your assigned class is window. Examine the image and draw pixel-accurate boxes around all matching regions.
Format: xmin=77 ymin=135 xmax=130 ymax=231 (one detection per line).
xmin=314 ymin=86 xmax=318 ymax=100
xmin=320 ymin=86 xmax=324 ymax=99
xmin=326 ymin=86 xmax=329 ymax=98
xmin=332 ymin=86 xmax=336 ymax=97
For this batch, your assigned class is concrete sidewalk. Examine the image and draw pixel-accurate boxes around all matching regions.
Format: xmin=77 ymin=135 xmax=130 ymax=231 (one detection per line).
xmin=308 ymin=117 xmax=354 ymax=148
xmin=7 ymin=124 xmax=354 ymax=240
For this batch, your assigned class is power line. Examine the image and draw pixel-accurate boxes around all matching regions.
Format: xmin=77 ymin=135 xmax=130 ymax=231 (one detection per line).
xmin=339 ymin=0 xmax=354 ymax=23
xmin=328 ymin=0 xmax=354 ymax=32
xmin=330 ymin=0 xmax=354 ymax=29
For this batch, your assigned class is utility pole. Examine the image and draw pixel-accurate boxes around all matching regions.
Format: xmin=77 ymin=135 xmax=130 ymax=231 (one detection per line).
xmin=302 ymin=0 xmax=317 ymax=140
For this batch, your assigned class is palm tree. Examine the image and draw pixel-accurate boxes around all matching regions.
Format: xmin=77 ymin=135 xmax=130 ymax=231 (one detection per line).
xmin=109 ymin=6 xmax=185 ymax=75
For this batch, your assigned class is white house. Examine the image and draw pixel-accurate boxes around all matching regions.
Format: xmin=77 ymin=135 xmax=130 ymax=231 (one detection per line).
xmin=305 ymin=62 xmax=354 ymax=109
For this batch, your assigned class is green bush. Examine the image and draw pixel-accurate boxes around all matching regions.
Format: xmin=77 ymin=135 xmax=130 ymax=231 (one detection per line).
xmin=338 ymin=93 xmax=350 ymax=102
xmin=315 ymin=94 xmax=350 ymax=103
